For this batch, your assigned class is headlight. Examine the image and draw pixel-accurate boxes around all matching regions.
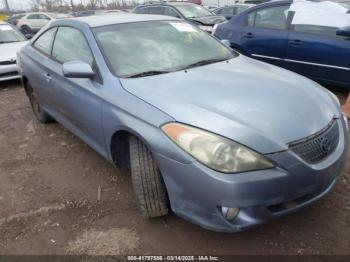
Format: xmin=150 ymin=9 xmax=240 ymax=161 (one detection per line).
xmin=162 ymin=123 xmax=274 ymax=173
xmin=198 ymin=25 xmax=213 ymax=32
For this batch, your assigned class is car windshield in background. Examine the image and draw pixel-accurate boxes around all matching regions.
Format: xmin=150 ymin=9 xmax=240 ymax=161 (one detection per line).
xmin=94 ymin=21 xmax=235 ymax=78
xmin=175 ymin=5 xmax=213 ymax=18
xmin=0 ymin=24 xmax=26 ymax=43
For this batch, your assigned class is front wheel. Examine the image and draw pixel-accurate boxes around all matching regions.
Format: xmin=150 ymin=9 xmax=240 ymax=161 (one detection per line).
xmin=129 ymin=136 xmax=169 ymax=218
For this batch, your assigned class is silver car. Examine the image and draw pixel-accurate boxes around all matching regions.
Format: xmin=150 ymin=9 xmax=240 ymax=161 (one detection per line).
xmin=18 ymin=14 xmax=348 ymax=232
xmin=0 ymin=21 xmax=27 ymax=82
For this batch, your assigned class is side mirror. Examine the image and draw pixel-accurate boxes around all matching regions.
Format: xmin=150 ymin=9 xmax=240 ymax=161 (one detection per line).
xmin=63 ymin=61 xmax=94 ymax=79
xmin=337 ymin=26 xmax=350 ymax=37
xmin=220 ymin=39 xmax=231 ymax=47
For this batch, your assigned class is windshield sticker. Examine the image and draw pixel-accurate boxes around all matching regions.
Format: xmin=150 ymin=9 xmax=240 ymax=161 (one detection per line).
xmin=170 ymin=23 xmax=197 ymax=32
xmin=0 ymin=25 xmax=13 ymax=31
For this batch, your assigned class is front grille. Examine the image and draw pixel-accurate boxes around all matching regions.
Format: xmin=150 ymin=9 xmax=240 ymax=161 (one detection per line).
xmin=0 ymin=59 xmax=16 ymax=65
xmin=0 ymin=71 xmax=19 ymax=78
xmin=289 ymin=119 xmax=339 ymax=164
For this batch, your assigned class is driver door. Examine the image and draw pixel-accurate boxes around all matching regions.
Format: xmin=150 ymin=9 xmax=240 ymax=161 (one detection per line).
xmin=44 ymin=26 xmax=105 ymax=155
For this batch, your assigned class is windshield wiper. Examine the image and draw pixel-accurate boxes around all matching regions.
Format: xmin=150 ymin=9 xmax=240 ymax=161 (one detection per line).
xmin=179 ymin=58 xmax=228 ymax=70
xmin=125 ymin=70 xmax=171 ymax=78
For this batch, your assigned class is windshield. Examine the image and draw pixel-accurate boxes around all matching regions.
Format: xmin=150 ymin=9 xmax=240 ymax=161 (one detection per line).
xmin=0 ymin=24 xmax=26 ymax=43
xmin=94 ymin=21 xmax=235 ymax=78
xmin=176 ymin=5 xmax=213 ymax=18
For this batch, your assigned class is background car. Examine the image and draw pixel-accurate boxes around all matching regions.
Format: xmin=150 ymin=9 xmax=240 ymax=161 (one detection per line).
xmin=7 ymin=13 xmax=25 ymax=25
xmin=0 ymin=21 xmax=27 ymax=81
xmin=74 ymin=10 xmax=96 ymax=17
xmin=74 ymin=9 xmax=124 ymax=17
xmin=213 ymin=4 xmax=254 ymax=20
xmin=134 ymin=2 xmax=226 ymax=33
xmin=16 ymin=12 xmax=72 ymax=36
xmin=213 ymin=0 xmax=350 ymax=88
xmin=204 ymin=5 xmax=218 ymax=11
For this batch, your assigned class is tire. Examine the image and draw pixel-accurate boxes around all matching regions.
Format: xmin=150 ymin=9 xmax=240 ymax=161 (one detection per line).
xmin=20 ymin=25 xmax=32 ymax=36
xmin=129 ymin=136 xmax=169 ymax=218
xmin=27 ymin=84 xmax=54 ymax=124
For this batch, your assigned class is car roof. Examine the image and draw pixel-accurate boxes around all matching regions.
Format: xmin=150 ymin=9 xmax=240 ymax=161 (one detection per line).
xmin=254 ymin=0 xmax=292 ymax=7
xmin=66 ymin=13 xmax=179 ymax=28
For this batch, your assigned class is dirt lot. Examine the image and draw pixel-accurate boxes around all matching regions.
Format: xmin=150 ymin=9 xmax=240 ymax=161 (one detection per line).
xmin=0 ymin=80 xmax=349 ymax=255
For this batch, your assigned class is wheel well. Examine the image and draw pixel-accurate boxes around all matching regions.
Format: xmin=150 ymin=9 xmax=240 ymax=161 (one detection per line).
xmin=110 ymin=130 xmax=132 ymax=170
xmin=22 ymin=76 xmax=30 ymax=96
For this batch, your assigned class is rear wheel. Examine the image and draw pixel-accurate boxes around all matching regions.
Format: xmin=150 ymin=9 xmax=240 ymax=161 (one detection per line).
xmin=129 ymin=136 xmax=169 ymax=218
xmin=20 ymin=25 xmax=32 ymax=35
xmin=27 ymin=84 xmax=54 ymax=124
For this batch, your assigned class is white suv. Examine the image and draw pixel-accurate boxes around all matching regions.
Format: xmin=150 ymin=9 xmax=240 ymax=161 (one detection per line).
xmin=16 ymin=13 xmax=71 ymax=35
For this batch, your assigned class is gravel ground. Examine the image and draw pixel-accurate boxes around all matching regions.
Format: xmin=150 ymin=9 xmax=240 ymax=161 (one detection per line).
xmin=0 ymin=80 xmax=349 ymax=255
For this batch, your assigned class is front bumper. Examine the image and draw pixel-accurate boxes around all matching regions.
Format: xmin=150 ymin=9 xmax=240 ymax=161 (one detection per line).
xmin=0 ymin=64 xmax=21 ymax=82
xmin=155 ymin=118 xmax=348 ymax=232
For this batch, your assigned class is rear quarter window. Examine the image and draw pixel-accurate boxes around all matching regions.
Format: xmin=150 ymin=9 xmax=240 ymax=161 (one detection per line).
xmin=33 ymin=27 xmax=57 ymax=56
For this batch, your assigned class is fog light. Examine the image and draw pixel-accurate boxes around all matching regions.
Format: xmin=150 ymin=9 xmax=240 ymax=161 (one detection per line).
xmin=221 ymin=206 xmax=239 ymax=221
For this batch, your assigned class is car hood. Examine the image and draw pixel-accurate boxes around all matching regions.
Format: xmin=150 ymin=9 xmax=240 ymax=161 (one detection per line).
xmin=0 ymin=41 xmax=27 ymax=61
xmin=120 ymin=55 xmax=339 ymax=154
xmin=189 ymin=15 xmax=226 ymax=25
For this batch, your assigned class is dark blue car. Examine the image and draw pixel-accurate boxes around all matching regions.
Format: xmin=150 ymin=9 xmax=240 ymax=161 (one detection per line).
xmin=213 ymin=0 xmax=350 ymax=88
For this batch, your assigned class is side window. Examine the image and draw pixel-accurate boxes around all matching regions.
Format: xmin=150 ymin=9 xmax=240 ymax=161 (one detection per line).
xmin=149 ymin=6 xmax=165 ymax=15
xmin=247 ymin=12 xmax=255 ymax=26
xmin=221 ymin=7 xmax=234 ymax=15
xmin=247 ymin=5 xmax=290 ymax=30
xmin=33 ymin=27 xmax=57 ymax=55
xmin=292 ymin=24 xmax=339 ymax=38
xmin=27 ymin=14 xmax=38 ymax=19
xmin=236 ymin=6 xmax=248 ymax=15
xmin=38 ymin=14 xmax=50 ymax=20
xmin=136 ymin=7 xmax=149 ymax=14
xmin=52 ymin=27 xmax=93 ymax=66
xmin=215 ymin=8 xmax=222 ymax=14
xmin=164 ymin=7 xmax=180 ymax=18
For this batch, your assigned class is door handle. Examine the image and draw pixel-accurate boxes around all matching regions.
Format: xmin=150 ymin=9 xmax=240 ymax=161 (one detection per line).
xmin=244 ymin=33 xmax=255 ymax=39
xmin=44 ymin=73 xmax=52 ymax=82
xmin=289 ymin=39 xmax=303 ymax=46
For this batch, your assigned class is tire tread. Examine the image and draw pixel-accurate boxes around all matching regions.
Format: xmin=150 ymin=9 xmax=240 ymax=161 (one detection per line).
xmin=129 ymin=136 xmax=169 ymax=218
